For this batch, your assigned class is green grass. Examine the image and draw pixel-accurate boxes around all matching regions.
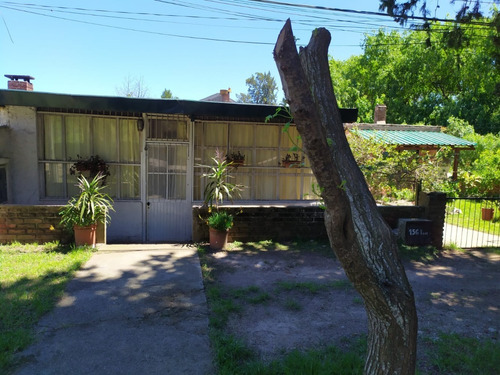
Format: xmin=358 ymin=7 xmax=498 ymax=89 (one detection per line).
xmin=0 ymin=241 xmax=93 ymax=372
xmin=446 ymin=199 xmax=500 ymax=234
xmin=275 ymin=280 xmax=352 ymax=294
xmin=426 ymin=333 xmax=500 ymax=375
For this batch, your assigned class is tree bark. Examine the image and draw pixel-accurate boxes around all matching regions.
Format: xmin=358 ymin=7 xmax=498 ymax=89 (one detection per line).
xmin=273 ymin=20 xmax=418 ymax=374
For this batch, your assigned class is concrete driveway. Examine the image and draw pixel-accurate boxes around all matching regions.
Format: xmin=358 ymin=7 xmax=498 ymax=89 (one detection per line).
xmin=13 ymin=244 xmax=213 ymax=375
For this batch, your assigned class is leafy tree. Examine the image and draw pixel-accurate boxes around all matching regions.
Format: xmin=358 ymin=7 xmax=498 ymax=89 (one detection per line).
xmin=330 ymin=14 xmax=499 ymax=134
xmin=236 ymin=71 xmax=278 ymax=105
xmin=445 ymin=117 xmax=500 ymax=196
xmin=115 ymin=75 xmax=149 ymax=98
xmin=161 ymin=89 xmax=178 ymax=99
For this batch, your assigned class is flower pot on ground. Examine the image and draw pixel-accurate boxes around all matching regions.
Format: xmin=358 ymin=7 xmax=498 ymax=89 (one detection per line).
xmin=481 ymin=207 xmax=494 ymax=221
xmin=73 ymin=224 xmax=97 ymax=247
xmin=59 ymin=173 xmax=114 ymax=247
xmin=207 ymin=211 xmax=233 ymax=250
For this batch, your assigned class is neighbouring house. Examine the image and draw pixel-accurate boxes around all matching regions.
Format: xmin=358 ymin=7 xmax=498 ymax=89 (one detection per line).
xmin=345 ymin=105 xmax=476 ymax=180
xmin=0 ymin=76 xmax=358 ymax=243
xmin=201 ymin=88 xmax=235 ymax=103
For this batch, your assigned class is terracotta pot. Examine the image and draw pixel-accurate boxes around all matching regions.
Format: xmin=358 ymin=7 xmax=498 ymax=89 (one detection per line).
xmin=481 ymin=208 xmax=494 ymax=221
xmin=209 ymin=228 xmax=229 ymax=250
xmin=74 ymin=224 xmax=97 ymax=247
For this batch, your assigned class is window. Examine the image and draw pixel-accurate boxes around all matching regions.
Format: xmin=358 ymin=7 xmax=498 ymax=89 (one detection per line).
xmin=193 ymin=121 xmax=317 ymax=201
xmin=38 ymin=114 xmax=141 ymax=199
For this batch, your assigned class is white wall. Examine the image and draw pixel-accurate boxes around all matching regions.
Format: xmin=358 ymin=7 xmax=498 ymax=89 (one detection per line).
xmin=1 ymin=106 xmax=39 ymax=204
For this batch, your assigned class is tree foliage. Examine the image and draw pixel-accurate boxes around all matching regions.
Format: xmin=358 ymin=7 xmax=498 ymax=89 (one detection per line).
xmin=445 ymin=117 xmax=500 ymax=196
xmin=161 ymin=89 xmax=178 ymax=99
xmin=330 ymin=12 xmax=499 ymax=134
xmin=236 ymin=71 xmax=279 ymax=105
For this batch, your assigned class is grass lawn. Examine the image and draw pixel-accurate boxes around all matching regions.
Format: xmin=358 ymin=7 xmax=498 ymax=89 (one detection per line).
xmin=446 ymin=199 xmax=500 ymax=234
xmin=0 ymin=242 xmax=93 ymax=373
xmin=199 ymin=240 xmax=500 ymax=374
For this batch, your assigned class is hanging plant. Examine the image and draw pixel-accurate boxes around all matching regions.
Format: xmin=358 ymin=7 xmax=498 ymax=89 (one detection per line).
xmin=70 ymin=155 xmax=110 ymax=185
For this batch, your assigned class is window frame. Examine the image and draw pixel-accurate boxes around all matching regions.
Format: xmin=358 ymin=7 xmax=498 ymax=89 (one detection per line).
xmin=193 ymin=120 xmax=317 ymax=202
xmin=37 ymin=112 xmax=142 ymax=200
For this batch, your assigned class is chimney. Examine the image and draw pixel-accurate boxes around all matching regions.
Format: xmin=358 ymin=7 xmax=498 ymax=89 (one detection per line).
xmin=374 ymin=105 xmax=387 ymax=124
xmin=220 ymin=88 xmax=231 ymax=102
xmin=5 ymin=75 xmax=34 ymax=91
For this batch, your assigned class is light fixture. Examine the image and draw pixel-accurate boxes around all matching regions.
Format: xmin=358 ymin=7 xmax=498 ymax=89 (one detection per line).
xmin=137 ymin=119 xmax=144 ymax=132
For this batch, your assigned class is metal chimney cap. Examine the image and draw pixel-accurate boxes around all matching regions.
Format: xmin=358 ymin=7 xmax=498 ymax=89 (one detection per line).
xmin=5 ymin=75 xmax=35 ymax=82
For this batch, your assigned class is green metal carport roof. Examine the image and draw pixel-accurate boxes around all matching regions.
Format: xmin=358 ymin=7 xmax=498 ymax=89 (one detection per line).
xmin=356 ymin=129 xmax=475 ymax=149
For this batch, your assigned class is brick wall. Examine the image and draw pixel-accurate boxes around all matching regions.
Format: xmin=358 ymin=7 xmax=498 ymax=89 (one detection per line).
xmin=418 ymin=192 xmax=447 ymax=249
xmin=7 ymin=80 xmax=33 ymax=91
xmin=193 ymin=204 xmax=425 ymax=243
xmin=0 ymin=205 xmax=106 ymax=244
xmin=0 ymin=205 xmax=67 ymax=244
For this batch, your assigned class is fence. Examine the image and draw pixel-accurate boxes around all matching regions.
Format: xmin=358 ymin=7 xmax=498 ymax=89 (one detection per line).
xmin=444 ymin=197 xmax=500 ymax=248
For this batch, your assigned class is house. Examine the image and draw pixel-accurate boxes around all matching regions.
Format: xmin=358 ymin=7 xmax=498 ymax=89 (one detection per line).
xmin=0 ymin=76 xmax=357 ymax=243
xmin=345 ymin=105 xmax=476 ymax=180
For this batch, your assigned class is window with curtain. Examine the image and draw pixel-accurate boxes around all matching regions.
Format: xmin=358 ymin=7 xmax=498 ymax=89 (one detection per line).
xmin=38 ymin=114 xmax=141 ymax=199
xmin=193 ymin=121 xmax=317 ymax=201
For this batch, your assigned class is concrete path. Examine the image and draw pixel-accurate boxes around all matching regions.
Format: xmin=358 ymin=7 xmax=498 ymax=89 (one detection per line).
xmin=13 ymin=244 xmax=213 ymax=375
xmin=444 ymin=223 xmax=500 ymax=248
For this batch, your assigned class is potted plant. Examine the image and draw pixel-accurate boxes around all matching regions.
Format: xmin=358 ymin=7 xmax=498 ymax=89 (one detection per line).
xmin=59 ymin=173 xmax=114 ymax=247
xmin=281 ymin=153 xmax=305 ymax=168
xmin=69 ymin=155 xmax=110 ymax=185
xmin=206 ymin=211 xmax=234 ymax=250
xmin=481 ymin=203 xmax=494 ymax=221
xmin=201 ymin=149 xmax=244 ymax=250
xmin=226 ymin=151 xmax=245 ymax=168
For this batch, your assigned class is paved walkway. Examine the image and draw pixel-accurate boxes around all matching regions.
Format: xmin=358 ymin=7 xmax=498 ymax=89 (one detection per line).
xmin=444 ymin=223 xmax=500 ymax=248
xmin=13 ymin=244 xmax=213 ymax=375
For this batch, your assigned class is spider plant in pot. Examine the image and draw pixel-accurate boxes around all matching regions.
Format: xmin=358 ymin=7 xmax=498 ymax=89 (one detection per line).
xmin=201 ymin=149 xmax=244 ymax=250
xmin=59 ymin=173 xmax=114 ymax=247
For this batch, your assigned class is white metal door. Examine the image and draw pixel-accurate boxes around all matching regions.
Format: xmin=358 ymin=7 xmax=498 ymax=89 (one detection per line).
xmin=146 ymin=142 xmax=191 ymax=242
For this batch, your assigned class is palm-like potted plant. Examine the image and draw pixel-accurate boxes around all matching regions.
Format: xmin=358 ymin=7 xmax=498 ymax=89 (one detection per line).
xmin=59 ymin=173 xmax=114 ymax=247
xmin=201 ymin=149 xmax=243 ymax=250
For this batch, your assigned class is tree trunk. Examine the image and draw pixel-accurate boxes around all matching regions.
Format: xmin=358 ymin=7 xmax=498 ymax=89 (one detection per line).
xmin=273 ymin=20 xmax=418 ymax=374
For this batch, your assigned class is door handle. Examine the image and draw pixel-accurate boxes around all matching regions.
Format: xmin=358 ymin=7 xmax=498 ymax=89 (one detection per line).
xmin=147 ymin=202 xmax=151 ymax=209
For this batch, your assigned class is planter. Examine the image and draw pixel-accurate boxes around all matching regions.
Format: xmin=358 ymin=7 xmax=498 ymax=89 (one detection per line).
xmin=281 ymin=160 xmax=302 ymax=168
xmin=481 ymin=208 xmax=494 ymax=221
xmin=74 ymin=224 xmax=97 ymax=247
xmin=209 ymin=227 xmax=229 ymax=250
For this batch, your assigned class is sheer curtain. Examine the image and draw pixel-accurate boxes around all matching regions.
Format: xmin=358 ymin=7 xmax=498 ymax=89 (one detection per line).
xmin=194 ymin=121 xmax=315 ymax=201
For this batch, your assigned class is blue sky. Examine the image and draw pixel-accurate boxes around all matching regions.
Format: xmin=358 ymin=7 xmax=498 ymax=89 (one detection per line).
xmin=0 ymin=0 xmax=481 ymax=101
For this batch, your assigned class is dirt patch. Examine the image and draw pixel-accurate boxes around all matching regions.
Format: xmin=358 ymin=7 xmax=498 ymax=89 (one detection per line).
xmin=204 ymin=243 xmax=500 ymax=362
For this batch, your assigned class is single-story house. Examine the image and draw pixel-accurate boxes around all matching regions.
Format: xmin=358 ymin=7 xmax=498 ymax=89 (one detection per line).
xmin=0 ymin=77 xmax=359 ymax=243
xmin=0 ymin=80 xmax=473 ymax=245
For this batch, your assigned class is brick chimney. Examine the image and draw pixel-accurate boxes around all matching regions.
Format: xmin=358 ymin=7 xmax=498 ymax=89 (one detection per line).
xmin=5 ymin=75 xmax=34 ymax=91
xmin=220 ymin=88 xmax=231 ymax=102
xmin=374 ymin=104 xmax=387 ymax=124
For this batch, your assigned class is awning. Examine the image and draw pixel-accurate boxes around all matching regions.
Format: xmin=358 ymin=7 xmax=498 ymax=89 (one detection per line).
xmin=355 ymin=129 xmax=475 ymax=149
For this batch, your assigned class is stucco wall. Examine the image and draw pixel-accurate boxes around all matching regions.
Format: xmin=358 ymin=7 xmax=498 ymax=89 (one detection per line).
xmin=1 ymin=106 xmax=39 ymax=204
